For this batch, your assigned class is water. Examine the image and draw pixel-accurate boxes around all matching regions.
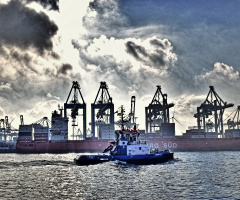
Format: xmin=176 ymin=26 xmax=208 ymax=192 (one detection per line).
xmin=0 ymin=152 xmax=240 ymax=200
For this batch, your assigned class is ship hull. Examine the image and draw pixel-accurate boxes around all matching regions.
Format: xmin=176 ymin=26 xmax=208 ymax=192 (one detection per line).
xmin=73 ymin=152 xmax=174 ymax=165
xmin=16 ymin=140 xmax=110 ymax=153
xmin=111 ymin=153 xmax=174 ymax=165
xmin=16 ymin=137 xmax=240 ymax=153
xmin=146 ymin=137 xmax=240 ymax=151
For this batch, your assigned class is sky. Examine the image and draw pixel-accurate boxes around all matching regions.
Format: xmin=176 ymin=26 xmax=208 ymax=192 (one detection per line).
xmin=1 ymin=0 xmax=240 ymax=134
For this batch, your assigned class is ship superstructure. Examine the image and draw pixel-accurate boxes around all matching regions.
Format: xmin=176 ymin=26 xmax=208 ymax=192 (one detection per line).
xmin=51 ymin=109 xmax=68 ymax=141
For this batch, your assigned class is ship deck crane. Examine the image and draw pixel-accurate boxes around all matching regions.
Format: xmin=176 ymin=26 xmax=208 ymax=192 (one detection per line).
xmin=64 ymin=81 xmax=86 ymax=139
xmin=145 ymin=85 xmax=174 ymax=133
xmin=91 ymin=82 xmax=114 ymax=138
xmin=194 ymin=86 xmax=234 ymax=136
xmin=33 ymin=117 xmax=51 ymax=127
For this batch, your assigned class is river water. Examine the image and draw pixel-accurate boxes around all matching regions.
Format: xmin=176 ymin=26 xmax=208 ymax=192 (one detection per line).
xmin=0 ymin=152 xmax=240 ymax=199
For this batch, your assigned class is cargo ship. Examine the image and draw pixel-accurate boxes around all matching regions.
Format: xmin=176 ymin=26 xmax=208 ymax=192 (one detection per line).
xmin=16 ymin=82 xmax=240 ymax=153
xmin=16 ymin=118 xmax=240 ymax=153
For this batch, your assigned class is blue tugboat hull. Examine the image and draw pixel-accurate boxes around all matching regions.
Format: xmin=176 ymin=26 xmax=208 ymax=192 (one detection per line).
xmin=111 ymin=152 xmax=174 ymax=165
xmin=74 ymin=152 xmax=174 ymax=165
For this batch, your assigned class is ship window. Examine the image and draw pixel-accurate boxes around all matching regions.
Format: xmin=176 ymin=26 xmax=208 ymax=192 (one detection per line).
xmin=139 ymin=147 xmax=141 ymax=150
xmin=122 ymin=142 xmax=125 ymax=145
xmin=28 ymin=144 xmax=33 ymax=147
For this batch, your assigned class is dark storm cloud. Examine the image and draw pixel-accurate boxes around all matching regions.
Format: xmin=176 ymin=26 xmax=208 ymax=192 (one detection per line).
xmin=125 ymin=39 xmax=170 ymax=67
xmin=150 ymin=39 xmax=166 ymax=49
xmin=26 ymin=0 xmax=59 ymax=11
xmin=58 ymin=64 xmax=73 ymax=75
xmin=0 ymin=0 xmax=58 ymax=55
xmin=126 ymin=41 xmax=146 ymax=59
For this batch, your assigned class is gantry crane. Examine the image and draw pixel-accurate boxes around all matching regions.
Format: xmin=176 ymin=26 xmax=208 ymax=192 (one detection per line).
xmin=225 ymin=105 xmax=240 ymax=130
xmin=64 ymin=81 xmax=86 ymax=139
xmin=91 ymin=82 xmax=114 ymax=137
xmin=145 ymin=85 xmax=174 ymax=133
xmin=194 ymin=86 xmax=234 ymax=136
xmin=224 ymin=105 xmax=240 ymax=138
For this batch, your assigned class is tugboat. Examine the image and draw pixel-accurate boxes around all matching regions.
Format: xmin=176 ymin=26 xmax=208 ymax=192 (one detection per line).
xmin=74 ymin=128 xmax=174 ymax=165
xmin=74 ymin=105 xmax=174 ymax=165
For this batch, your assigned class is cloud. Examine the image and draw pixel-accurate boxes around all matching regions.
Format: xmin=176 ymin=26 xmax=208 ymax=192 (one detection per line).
xmin=25 ymin=99 xmax=61 ymax=122
xmin=57 ymin=63 xmax=73 ymax=75
xmin=73 ymin=35 xmax=177 ymax=96
xmin=0 ymin=107 xmax=6 ymax=117
xmin=174 ymin=94 xmax=206 ymax=114
xmin=82 ymin=0 xmax=128 ymax=37
xmin=26 ymin=0 xmax=59 ymax=11
xmin=125 ymin=37 xmax=177 ymax=68
xmin=46 ymin=92 xmax=60 ymax=100
xmin=0 ymin=0 xmax=58 ymax=54
xmin=0 ymin=82 xmax=12 ymax=91
xmin=0 ymin=82 xmax=17 ymax=101
xmin=194 ymin=62 xmax=239 ymax=84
